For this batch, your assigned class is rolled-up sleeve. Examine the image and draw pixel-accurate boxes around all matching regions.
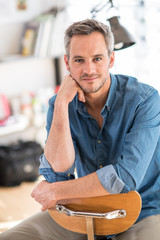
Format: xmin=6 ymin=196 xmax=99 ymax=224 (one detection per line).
xmin=96 ymin=165 xmax=129 ymax=194
xmin=39 ymin=154 xmax=75 ymax=183
xmin=96 ymin=89 xmax=160 ymax=194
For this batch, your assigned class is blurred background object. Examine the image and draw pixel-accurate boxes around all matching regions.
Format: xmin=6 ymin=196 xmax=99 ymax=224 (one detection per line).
xmin=91 ymin=0 xmax=136 ymax=50
xmin=0 ymin=94 xmax=11 ymax=126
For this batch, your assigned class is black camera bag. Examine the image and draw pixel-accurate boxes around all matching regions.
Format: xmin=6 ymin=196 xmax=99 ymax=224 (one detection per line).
xmin=0 ymin=141 xmax=43 ymax=186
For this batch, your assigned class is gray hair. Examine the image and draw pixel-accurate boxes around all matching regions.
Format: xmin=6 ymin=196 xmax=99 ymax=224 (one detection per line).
xmin=64 ymin=19 xmax=114 ymax=58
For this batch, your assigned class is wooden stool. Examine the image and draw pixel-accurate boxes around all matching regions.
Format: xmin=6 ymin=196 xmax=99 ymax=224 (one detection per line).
xmin=49 ymin=191 xmax=141 ymax=240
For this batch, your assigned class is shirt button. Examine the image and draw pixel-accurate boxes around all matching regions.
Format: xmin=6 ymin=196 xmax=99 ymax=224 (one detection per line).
xmin=98 ymin=140 xmax=101 ymax=144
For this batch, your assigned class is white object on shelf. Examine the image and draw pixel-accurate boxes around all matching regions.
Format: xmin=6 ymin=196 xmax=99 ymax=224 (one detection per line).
xmin=0 ymin=115 xmax=29 ymax=136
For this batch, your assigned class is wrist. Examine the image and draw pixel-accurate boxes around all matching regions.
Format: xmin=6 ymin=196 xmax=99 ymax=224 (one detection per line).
xmin=52 ymin=181 xmax=67 ymax=201
xmin=55 ymin=95 xmax=70 ymax=108
xmin=54 ymin=97 xmax=69 ymax=115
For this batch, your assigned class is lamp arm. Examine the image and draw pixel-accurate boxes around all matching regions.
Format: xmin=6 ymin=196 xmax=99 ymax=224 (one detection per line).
xmin=91 ymin=0 xmax=110 ymax=15
xmin=91 ymin=0 xmax=119 ymax=19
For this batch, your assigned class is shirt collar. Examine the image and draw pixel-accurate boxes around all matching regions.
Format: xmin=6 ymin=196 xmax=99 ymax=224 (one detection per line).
xmin=105 ymin=73 xmax=117 ymax=110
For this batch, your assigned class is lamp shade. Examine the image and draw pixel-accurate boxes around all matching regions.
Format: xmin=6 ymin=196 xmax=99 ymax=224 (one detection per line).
xmin=108 ymin=16 xmax=136 ymax=50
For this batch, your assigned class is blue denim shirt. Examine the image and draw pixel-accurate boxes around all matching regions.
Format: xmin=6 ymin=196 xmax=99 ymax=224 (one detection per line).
xmin=40 ymin=73 xmax=160 ymax=223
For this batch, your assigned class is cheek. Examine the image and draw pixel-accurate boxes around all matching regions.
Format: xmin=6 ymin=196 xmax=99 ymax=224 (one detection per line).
xmin=69 ymin=65 xmax=81 ymax=77
xmin=99 ymin=64 xmax=108 ymax=73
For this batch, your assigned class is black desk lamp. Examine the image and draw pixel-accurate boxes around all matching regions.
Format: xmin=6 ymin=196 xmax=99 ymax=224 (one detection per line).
xmin=91 ymin=0 xmax=136 ymax=50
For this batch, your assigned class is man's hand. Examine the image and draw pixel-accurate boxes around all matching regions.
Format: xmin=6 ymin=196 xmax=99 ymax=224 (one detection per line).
xmin=57 ymin=74 xmax=85 ymax=104
xmin=31 ymin=180 xmax=57 ymax=212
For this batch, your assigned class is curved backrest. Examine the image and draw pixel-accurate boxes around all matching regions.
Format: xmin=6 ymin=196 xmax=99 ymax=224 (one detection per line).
xmin=49 ymin=191 xmax=142 ymax=236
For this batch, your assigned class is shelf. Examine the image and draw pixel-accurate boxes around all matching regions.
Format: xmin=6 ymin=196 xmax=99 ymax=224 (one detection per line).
xmin=0 ymin=55 xmax=35 ymax=63
xmin=0 ymin=115 xmax=29 ymax=137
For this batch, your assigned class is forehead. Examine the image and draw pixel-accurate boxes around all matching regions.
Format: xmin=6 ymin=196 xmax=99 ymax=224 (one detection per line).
xmin=69 ymin=32 xmax=108 ymax=56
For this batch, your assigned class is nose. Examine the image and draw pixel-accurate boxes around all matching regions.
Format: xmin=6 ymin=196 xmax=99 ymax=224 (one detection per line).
xmin=82 ymin=60 xmax=95 ymax=75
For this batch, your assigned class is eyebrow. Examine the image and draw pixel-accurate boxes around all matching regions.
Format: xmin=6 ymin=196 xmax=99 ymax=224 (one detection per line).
xmin=72 ymin=54 xmax=105 ymax=60
xmin=72 ymin=55 xmax=83 ymax=60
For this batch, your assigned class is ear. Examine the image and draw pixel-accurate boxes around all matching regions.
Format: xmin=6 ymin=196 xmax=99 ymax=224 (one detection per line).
xmin=64 ymin=55 xmax=70 ymax=71
xmin=108 ymin=51 xmax=115 ymax=68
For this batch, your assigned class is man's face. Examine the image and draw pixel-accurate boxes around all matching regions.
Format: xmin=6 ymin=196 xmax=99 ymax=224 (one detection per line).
xmin=64 ymin=31 xmax=114 ymax=94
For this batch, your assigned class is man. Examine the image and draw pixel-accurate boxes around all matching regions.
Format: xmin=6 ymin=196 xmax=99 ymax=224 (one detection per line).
xmin=1 ymin=19 xmax=160 ymax=240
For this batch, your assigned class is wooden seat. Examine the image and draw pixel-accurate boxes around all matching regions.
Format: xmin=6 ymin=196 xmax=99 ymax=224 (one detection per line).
xmin=49 ymin=191 xmax=141 ymax=240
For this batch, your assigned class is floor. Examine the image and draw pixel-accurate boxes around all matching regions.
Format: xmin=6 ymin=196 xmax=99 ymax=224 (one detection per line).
xmin=0 ymin=177 xmax=43 ymax=234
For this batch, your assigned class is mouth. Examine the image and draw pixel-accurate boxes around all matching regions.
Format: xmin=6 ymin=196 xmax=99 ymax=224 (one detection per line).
xmin=81 ymin=76 xmax=99 ymax=82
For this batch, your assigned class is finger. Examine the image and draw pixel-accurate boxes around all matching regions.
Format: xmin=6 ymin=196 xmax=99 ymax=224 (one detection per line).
xmin=41 ymin=206 xmax=47 ymax=212
xmin=70 ymin=75 xmax=85 ymax=102
xmin=31 ymin=190 xmax=35 ymax=198
xmin=77 ymin=88 xmax=85 ymax=102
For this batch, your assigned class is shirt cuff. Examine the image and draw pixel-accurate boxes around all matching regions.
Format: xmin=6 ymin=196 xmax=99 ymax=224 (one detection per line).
xmin=96 ymin=165 xmax=129 ymax=194
xmin=39 ymin=154 xmax=75 ymax=183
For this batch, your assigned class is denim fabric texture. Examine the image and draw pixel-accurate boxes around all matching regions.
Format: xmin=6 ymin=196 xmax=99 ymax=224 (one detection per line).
xmin=39 ymin=73 xmax=160 ymax=222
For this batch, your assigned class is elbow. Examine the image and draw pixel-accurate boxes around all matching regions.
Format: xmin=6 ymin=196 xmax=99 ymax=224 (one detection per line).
xmin=44 ymin=150 xmax=75 ymax=173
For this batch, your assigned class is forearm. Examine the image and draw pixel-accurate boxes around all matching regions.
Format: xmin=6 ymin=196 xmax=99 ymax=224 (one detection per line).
xmin=44 ymin=74 xmax=85 ymax=173
xmin=54 ymin=172 xmax=110 ymax=201
xmin=44 ymin=98 xmax=75 ymax=172
xmin=31 ymin=172 xmax=110 ymax=211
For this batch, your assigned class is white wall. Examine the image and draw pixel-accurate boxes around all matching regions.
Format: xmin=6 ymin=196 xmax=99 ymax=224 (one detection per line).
xmin=0 ymin=23 xmax=24 ymax=57
xmin=0 ymin=0 xmax=66 ymax=23
xmin=0 ymin=57 xmax=55 ymax=97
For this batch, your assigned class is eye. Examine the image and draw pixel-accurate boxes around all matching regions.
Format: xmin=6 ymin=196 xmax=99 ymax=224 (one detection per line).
xmin=75 ymin=59 xmax=84 ymax=63
xmin=94 ymin=57 xmax=101 ymax=61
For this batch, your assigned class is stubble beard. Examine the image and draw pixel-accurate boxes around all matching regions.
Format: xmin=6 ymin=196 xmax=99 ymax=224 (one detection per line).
xmin=69 ymin=64 xmax=107 ymax=94
xmin=79 ymin=76 xmax=107 ymax=94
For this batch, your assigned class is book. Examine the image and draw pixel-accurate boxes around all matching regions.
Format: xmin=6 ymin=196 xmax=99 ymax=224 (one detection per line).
xmin=20 ymin=21 xmax=39 ymax=56
xmin=47 ymin=10 xmax=65 ymax=57
xmin=34 ymin=14 xmax=56 ymax=57
xmin=20 ymin=10 xmax=65 ymax=58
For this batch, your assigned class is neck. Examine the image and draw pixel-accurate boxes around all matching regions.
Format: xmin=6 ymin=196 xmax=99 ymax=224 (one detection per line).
xmin=84 ymin=91 xmax=109 ymax=129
